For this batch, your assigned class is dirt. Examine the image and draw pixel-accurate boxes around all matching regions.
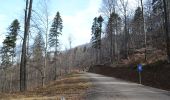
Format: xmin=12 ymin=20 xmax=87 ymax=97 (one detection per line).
xmin=88 ymin=61 xmax=170 ymax=91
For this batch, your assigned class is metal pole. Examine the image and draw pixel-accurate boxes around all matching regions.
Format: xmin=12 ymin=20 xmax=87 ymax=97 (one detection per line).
xmin=139 ymin=72 xmax=142 ymax=84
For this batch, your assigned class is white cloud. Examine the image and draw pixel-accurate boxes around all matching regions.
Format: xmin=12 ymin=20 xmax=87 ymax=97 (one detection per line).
xmin=0 ymin=14 xmax=7 ymax=46
xmin=0 ymin=0 xmax=102 ymax=51
xmin=60 ymin=0 xmax=102 ymax=49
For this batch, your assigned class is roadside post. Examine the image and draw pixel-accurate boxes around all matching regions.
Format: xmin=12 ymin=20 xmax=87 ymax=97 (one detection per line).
xmin=137 ymin=64 xmax=143 ymax=84
xmin=61 ymin=96 xmax=65 ymax=100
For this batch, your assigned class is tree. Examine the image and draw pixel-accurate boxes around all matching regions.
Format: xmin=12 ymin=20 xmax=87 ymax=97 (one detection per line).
xmin=49 ymin=11 xmax=63 ymax=56
xmin=150 ymin=0 xmax=165 ymax=49
xmin=68 ymin=34 xmax=73 ymax=49
xmin=100 ymin=0 xmax=117 ymax=17
xmin=32 ymin=0 xmax=50 ymax=87
xmin=20 ymin=0 xmax=33 ymax=92
xmin=131 ymin=7 xmax=143 ymax=49
xmin=106 ymin=12 xmax=121 ymax=63
xmin=91 ymin=17 xmax=98 ymax=64
xmin=32 ymin=32 xmax=45 ymax=86
xmin=1 ymin=45 xmax=11 ymax=69
xmin=48 ymin=11 xmax=63 ymax=80
xmin=140 ymin=0 xmax=147 ymax=61
xmin=91 ymin=16 xmax=104 ymax=64
xmin=133 ymin=7 xmax=143 ymax=23
xmin=98 ymin=15 xmax=104 ymax=63
xmin=91 ymin=17 xmax=99 ymax=49
xmin=91 ymin=17 xmax=99 ymax=64
xmin=31 ymin=0 xmax=50 ymax=87
xmin=100 ymin=0 xmax=123 ymax=63
xmin=68 ymin=34 xmax=73 ymax=72
xmin=1 ymin=19 xmax=20 ymax=68
xmin=8 ymin=19 xmax=20 ymax=64
xmin=162 ymin=0 xmax=170 ymax=62
xmin=119 ymin=0 xmax=129 ymax=59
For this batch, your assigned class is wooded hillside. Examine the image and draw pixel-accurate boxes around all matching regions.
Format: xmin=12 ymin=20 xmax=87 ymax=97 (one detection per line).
xmin=0 ymin=0 xmax=169 ymax=93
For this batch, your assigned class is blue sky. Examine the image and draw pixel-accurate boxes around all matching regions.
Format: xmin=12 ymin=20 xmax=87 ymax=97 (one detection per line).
xmin=0 ymin=0 xmax=102 ymax=50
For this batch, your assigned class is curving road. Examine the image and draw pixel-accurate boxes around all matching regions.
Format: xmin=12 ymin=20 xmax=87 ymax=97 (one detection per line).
xmin=83 ymin=72 xmax=170 ymax=100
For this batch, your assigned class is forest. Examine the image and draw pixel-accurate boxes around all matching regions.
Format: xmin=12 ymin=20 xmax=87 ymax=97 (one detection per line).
xmin=0 ymin=0 xmax=169 ymax=93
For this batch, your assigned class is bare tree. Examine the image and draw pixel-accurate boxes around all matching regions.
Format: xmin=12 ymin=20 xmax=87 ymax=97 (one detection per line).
xmin=68 ymin=34 xmax=73 ymax=72
xmin=162 ymin=0 xmax=170 ymax=62
xmin=140 ymin=0 xmax=147 ymax=61
xmin=68 ymin=34 xmax=73 ymax=49
xmin=20 ymin=0 xmax=33 ymax=92
xmin=39 ymin=0 xmax=50 ymax=86
xmin=30 ymin=0 xmax=50 ymax=87
xmin=119 ymin=0 xmax=129 ymax=59
xmin=100 ymin=0 xmax=117 ymax=17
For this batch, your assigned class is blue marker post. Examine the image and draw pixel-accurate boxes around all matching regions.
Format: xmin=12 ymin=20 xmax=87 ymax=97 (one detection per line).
xmin=137 ymin=64 xmax=143 ymax=84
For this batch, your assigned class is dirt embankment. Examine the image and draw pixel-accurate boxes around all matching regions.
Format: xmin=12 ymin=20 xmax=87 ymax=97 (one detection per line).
xmin=88 ymin=61 xmax=170 ymax=91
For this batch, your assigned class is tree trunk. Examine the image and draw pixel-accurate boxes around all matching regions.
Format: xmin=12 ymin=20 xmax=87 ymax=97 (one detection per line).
xmin=115 ymin=18 xmax=118 ymax=61
xmin=163 ymin=0 xmax=170 ymax=62
xmin=10 ymin=72 xmax=13 ymax=92
xmin=20 ymin=0 xmax=33 ymax=92
xmin=140 ymin=0 xmax=147 ymax=61
xmin=124 ymin=13 xmax=128 ymax=59
xmin=110 ymin=20 xmax=113 ymax=63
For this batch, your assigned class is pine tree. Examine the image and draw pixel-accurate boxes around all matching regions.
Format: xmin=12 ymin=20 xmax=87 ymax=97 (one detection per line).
xmin=49 ymin=11 xmax=63 ymax=80
xmin=91 ymin=16 xmax=104 ymax=64
xmin=106 ymin=12 xmax=121 ymax=62
xmin=0 ymin=44 xmax=11 ymax=69
xmin=132 ymin=7 xmax=143 ymax=49
xmin=33 ymin=32 xmax=44 ymax=63
xmin=91 ymin=16 xmax=104 ymax=49
xmin=0 ymin=19 xmax=20 ymax=68
xmin=97 ymin=15 xmax=104 ymax=48
xmin=49 ymin=12 xmax=63 ymax=56
xmin=133 ymin=7 xmax=143 ymax=23
xmin=91 ymin=17 xmax=99 ymax=49
xmin=32 ymin=32 xmax=45 ymax=86
xmin=8 ymin=19 xmax=20 ymax=63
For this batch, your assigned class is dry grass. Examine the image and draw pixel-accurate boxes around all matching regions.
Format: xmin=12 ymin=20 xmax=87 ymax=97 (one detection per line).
xmin=0 ymin=72 xmax=91 ymax=100
xmin=120 ymin=48 xmax=167 ymax=66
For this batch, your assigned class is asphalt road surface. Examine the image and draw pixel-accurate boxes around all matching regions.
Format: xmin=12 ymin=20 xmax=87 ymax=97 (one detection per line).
xmin=83 ymin=72 xmax=170 ymax=100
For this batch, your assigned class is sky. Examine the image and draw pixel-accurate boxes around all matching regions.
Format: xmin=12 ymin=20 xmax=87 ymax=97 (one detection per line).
xmin=0 ymin=0 xmax=138 ymax=50
xmin=0 ymin=0 xmax=102 ymax=50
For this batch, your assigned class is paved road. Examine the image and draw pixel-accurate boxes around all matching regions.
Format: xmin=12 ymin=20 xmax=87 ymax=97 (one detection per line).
xmin=83 ymin=73 xmax=170 ymax=100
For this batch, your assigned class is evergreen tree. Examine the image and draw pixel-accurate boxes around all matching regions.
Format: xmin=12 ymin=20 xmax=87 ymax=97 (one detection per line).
xmin=91 ymin=17 xmax=99 ymax=49
xmin=106 ymin=12 xmax=121 ymax=62
xmin=33 ymin=32 xmax=45 ymax=63
xmin=133 ymin=7 xmax=143 ymax=23
xmin=132 ymin=7 xmax=144 ymax=49
xmin=49 ymin=12 xmax=63 ymax=56
xmin=0 ymin=44 xmax=11 ymax=69
xmin=97 ymin=15 xmax=104 ymax=48
xmin=32 ymin=32 xmax=45 ymax=86
xmin=91 ymin=16 xmax=104 ymax=49
xmin=0 ymin=19 xmax=20 ymax=68
xmin=8 ymin=19 xmax=20 ymax=63
xmin=91 ymin=16 xmax=104 ymax=64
